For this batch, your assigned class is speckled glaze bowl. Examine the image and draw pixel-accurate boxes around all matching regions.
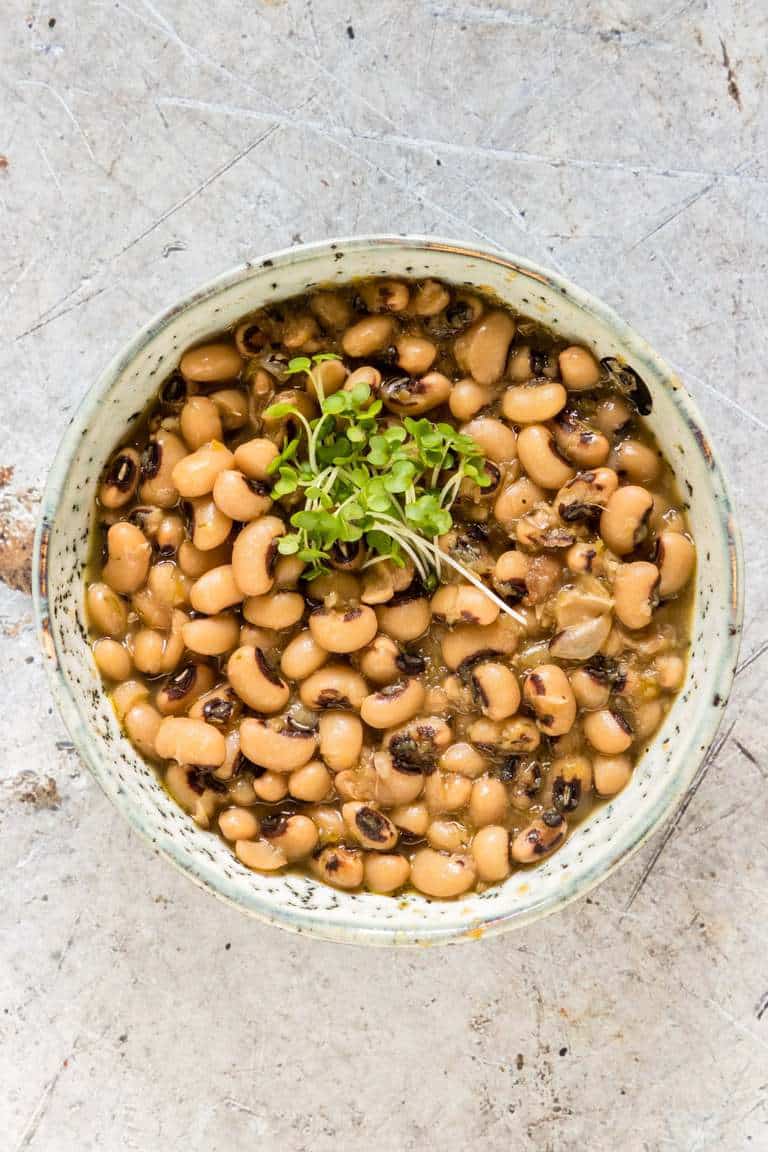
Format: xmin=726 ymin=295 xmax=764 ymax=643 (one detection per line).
xmin=34 ymin=236 xmax=742 ymax=946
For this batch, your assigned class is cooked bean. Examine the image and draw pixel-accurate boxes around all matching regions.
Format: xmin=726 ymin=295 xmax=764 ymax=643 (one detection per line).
xmin=507 ymin=344 xmax=535 ymax=381
xmin=502 ymin=381 xmax=567 ymax=424
xmin=239 ymin=623 xmax=279 ymax=651
xmin=99 ymin=448 xmax=140 ymax=509
xmin=212 ymin=470 xmax=272 ymax=522
xmin=239 ymin=717 xmax=318 ymax=772
xmin=523 ymin=664 xmax=577 ymax=736
xmin=555 ymin=468 xmax=619 ymax=523
xmin=358 ymin=634 xmax=402 ymax=684
xmin=182 ymin=613 xmax=240 ymax=656
xmin=492 ymin=550 xmax=529 ymax=601
xmin=309 ymin=291 xmax=353 ymax=330
xmin=390 ymin=801 xmax=429 ymax=836
xmin=155 ymin=715 xmax=226 ymax=766
xmin=610 ymin=438 xmax=661 ymax=484
xmin=360 ymin=279 xmax=410 ymax=313
xmin=132 ymin=608 xmax=187 ymax=676
xmin=462 ymin=417 xmax=517 ymax=463
xmin=454 ymin=310 xmax=516 ymax=385
xmin=655 ymin=653 xmax=685 ymax=691
xmin=344 ymin=365 xmax=382 ymax=391
xmin=233 ymin=437 xmax=279 ymax=481
xmin=244 ymin=590 xmax=305 ymax=631
xmin=343 ymin=802 xmax=399 ymax=850
xmin=177 ymin=540 xmax=231 ymax=580
xmin=189 ymin=683 xmax=242 ymax=727
xmin=341 ymin=315 xmax=396 ymax=358
xmin=411 ymin=279 xmax=451 ymax=316
xmin=381 ymin=371 xmax=451 ymax=416
xmin=102 ymin=522 xmax=152 ymax=594
xmin=309 ymin=604 xmax=378 ymax=653
xmin=139 ymin=429 xmax=187 ymax=508
xmin=431 ymin=583 xmax=499 ymax=626
xmin=439 ymin=742 xmax=488 ymax=779
xmin=517 ymin=425 xmax=575 ymax=490
xmin=191 ymin=496 xmax=232 ymax=552
xmin=469 ymin=715 xmax=541 ymax=756
xmin=449 ymin=378 xmax=492 ymax=422
xmin=219 ymin=807 xmax=259 ymax=841
xmin=566 ymin=541 xmax=603 ymax=576
xmin=494 ymin=477 xmax=546 ymax=525
xmin=375 ymin=597 xmax=432 ymax=643
xmin=253 ymin=771 xmax=290 ymax=803
xmin=234 ymin=316 xmax=269 ymax=357
xmin=306 ymin=804 xmax=345 ymax=843
xmin=288 ymin=760 xmax=332 ymax=802
xmin=396 ymin=336 xmax=437 ymax=375
xmin=236 ymin=838 xmax=287 ymax=871
xmin=360 ymin=557 xmax=414 ymax=605
xmin=155 ymin=662 xmax=216 ymax=715
xmin=600 ymin=485 xmax=653 ymax=555
xmin=299 ymin=665 xmax=368 ymax=711
xmin=423 ymin=771 xmax=472 ymax=815
xmin=111 ymin=679 xmax=149 ymax=720
xmin=190 ymin=565 xmax=243 ymax=614
xmin=261 ymin=813 xmax=318 ymax=862
xmin=124 ymin=701 xmax=163 ymax=759
xmin=410 ymin=848 xmax=476 ymax=897
xmin=548 ymin=755 xmax=593 ymax=815
xmin=306 ymin=570 xmax=361 ymax=607
xmin=553 ymin=411 xmax=610 ymax=468
xmin=87 ymin=582 xmax=128 ymax=638
xmin=570 ymin=666 xmax=612 ymax=710
xmin=210 ymin=388 xmax=249 ymax=431
xmin=227 ymin=646 xmax=290 ymax=712
xmin=231 ymin=515 xmax=284 ymax=597
xmin=467 ymin=776 xmax=508 ymax=826
xmin=180 ymin=342 xmax=243 ymax=383
xmin=594 ymin=394 xmax=633 ymax=435
xmin=280 ymin=630 xmax=328 ymax=681
xmin=426 ymin=818 xmax=466 ymax=852
xmin=441 ymin=616 xmax=519 ymax=670
xmin=281 ymin=311 xmax=320 ymax=350
xmin=310 ymin=844 xmax=364 ymax=889
xmin=361 ymin=680 xmax=426 ymax=729
xmin=306 ymin=357 xmax=348 ymax=400
xmin=655 ymin=531 xmax=696 ymax=598
xmin=633 ymin=698 xmax=664 ymax=740
xmin=93 ymin=637 xmax=132 ymax=681
xmin=471 ymin=825 xmax=510 ymax=882
xmin=613 ymin=562 xmax=660 ymax=629
xmin=510 ymin=812 xmax=567 ymax=862
xmin=180 ymin=396 xmax=222 ymax=450
xmin=583 ymin=709 xmax=633 ymax=754
xmin=558 ymin=346 xmax=600 ymax=391
xmin=273 ymin=554 xmax=306 ymax=590
xmin=469 ymin=662 xmax=520 ymax=721
xmin=592 ymin=753 xmax=633 ymax=795
xmin=363 ymin=853 xmax=410 ymax=893
xmin=373 ymin=751 xmax=425 ymax=806
xmin=172 ymin=441 xmax=235 ymax=499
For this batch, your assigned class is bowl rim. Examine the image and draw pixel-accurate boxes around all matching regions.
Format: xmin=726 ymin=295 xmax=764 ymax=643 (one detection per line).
xmin=33 ymin=233 xmax=744 ymax=946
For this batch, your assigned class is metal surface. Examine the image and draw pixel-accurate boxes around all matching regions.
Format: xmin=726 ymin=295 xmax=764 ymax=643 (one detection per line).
xmin=2 ymin=1 xmax=767 ymax=1148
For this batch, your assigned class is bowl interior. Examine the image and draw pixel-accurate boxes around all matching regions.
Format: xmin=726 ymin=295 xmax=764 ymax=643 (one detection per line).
xmin=35 ymin=237 xmax=741 ymax=945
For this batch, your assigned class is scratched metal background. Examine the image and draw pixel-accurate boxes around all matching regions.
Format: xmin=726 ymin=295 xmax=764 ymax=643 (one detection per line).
xmin=1 ymin=2 xmax=767 ymax=1149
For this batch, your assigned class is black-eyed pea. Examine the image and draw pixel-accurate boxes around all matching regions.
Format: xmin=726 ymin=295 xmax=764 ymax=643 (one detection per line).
xmin=610 ymin=438 xmax=661 ymax=484
xmin=558 ymin=346 xmax=601 ymax=391
xmin=191 ymin=496 xmax=232 ymax=551
xmin=492 ymin=550 xmax=530 ymax=602
xmin=517 ymin=425 xmax=575 ymax=490
xmin=239 ymin=717 xmax=318 ymax=772
xmin=381 ymin=371 xmax=452 ymax=416
xmin=139 ymin=429 xmax=188 ymax=508
xmin=549 ymin=755 xmax=593 ymax=816
xmin=410 ymin=278 xmax=451 ymax=316
xmin=494 ymin=477 xmax=546 ymax=526
xmin=147 ymin=560 xmax=190 ymax=609
xmin=566 ymin=542 xmax=604 ymax=576
xmin=261 ymin=813 xmax=318 ymax=862
xmin=424 ymin=771 xmax=473 ymax=814
xmin=649 ymin=497 xmax=687 ymax=536
xmin=102 ymin=522 xmax=152 ymax=594
xmin=180 ymin=342 xmax=243 ymax=383
xmin=299 ymin=664 xmax=368 ymax=711
xmin=233 ymin=437 xmax=279 ymax=481
xmin=470 ymin=662 xmax=520 ymax=722
xmin=471 ymin=825 xmax=511 ymax=882
xmin=310 ymin=844 xmax=364 ymax=889
xmin=182 ymin=613 xmax=240 ymax=656
xmin=655 ymin=531 xmax=696 ymax=598
xmin=335 ymin=767 xmax=376 ymax=803
xmin=390 ymin=801 xmax=429 ymax=837
xmin=343 ymin=802 xmax=399 ymax=851
xmin=373 ymin=751 xmax=424 ymax=806
xmin=306 ymin=804 xmax=345 ymax=843
xmin=99 ymin=448 xmax=141 ymax=509
xmin=172 ymin=441 xmax=235 ymax=499
xmin=469 ymin=715 xmax=540 ymax=756
xmin=244 ymin=591 xmax=305 ymax=631
xmin=396 ymin=335 xmax=437 ymax=375
xmin=231 ymin=515 xmax=285 ymax=597
xmin=236 ymin=838 xmax=287 ymax=871
xmin=309 ymin=604 xmax=378 ymax=653
xmin=502 ymin=382 xmax=567 ymax=424
xmin=427 ymin=818 xmax=468 ymax=852
xmin=210 ymin=388 xmax=249 ymax=430
xmin=448 ymin=378 xmax=492 ymax=422
xmin=358 ymin=634 xmax=401 ymax=684
xmin=155 ymin=715 xmax=226 ymax=766
xmin=468 ymin=776 xmax=509 ymax=826
xmin=219 ymin=806 xmax=259 ymax=841
xmin=288 ymin=760 xmax=333 ymax=802
xmin=593 ymin=754 xmax=633 ymax=796
xmin=111 ymin=679 xmax=149 ymax=720
xmin=164 ymin=764 xmax=222 ymax=828
xmin=375 ymin=597 xmax=432 ymax=643
xmin=227 ymin=770 xmax=257 ymax=805
xmin=281 ymin=630 xmax=328 ymax=681
xmin=454 ymin=310 xmax=516 ymax=385
xmin=594 ymin=394 xmax=633 ymax=436
xmin=239 ymin=624 xmax=279 ymax=651
xmin=318 ymin=710 xmax=363 ymax=772
xmin=177 ymin=540 xmax=231 ymax=580
xmin=553 ymin=411 xmax=610 ymax=468
xmin=410 ymin=848 xmax=476 ymax=898
xmin=441 ymin=616 xmax=519 ymax=671
xmin=132 ymin=609 xmax=186 ymax=676
xmin=87 ymin=582 xmax=129 ymax=638
xmin=363 ymin=853 xmax=410 ymax=894
xmin=507 ymin=344 xmax=535 ymax=381
xmin=212 ymin=470 xmax=272 ymax=522
xmin=510 ymin=811 xmax=568 ymax=863
xmin=189 ymin=684 xmax=242 ymax=728
xmin=344 ymin=365 xmax=382 ymax=391
xmin=570 ymin=666 xmax=612 ymax=710
xmin=360 ymin=279 xmax=410 ymax=313
xmin=600 ymin=485 xmax=654 ymax=555
xmin=273 ymin=553 xmax=306 ymax=590
xmin=190 ymin=565 xmax=243 ymax=614
xmin=341 ymin=315 xmax=396 ymax=358
xmin=439 ymin=742 xmax=488 ymax=779
xmin=360 ymin=680 xmax=426 ymax=729
xmin=461 ymin=416 xmax=517 ymax=463
xmin=180 ymin=396 xmax=222 ymax=450
xmin=131 ymin=585 xmax=172 ymax=631
xmin=227 ymin=646 xmax=290 ymax=713
xmin=253 ymin=771 xmax=290 ymax=803
xmin=93 ymin=637 xmax=132 ymax=681
xmin=431 ymin=583 xmax=499 ymax=626
xmin=216 ymin=728 xmax=242 ymax=780
xmin=583 ymin=709 xmax=633 ymax=754
xmin=303 ymin=356 xmax=347 ymax=400
xmin=523 ymin=664 xmax=577 ymax=736
xmin=124 ymin=701 xmax=163 ymax=760
xmin=156 ymin=514 xmax=186 ymax=554
xmin=309 ymin=291 xmax=353 ymax=330
xmin=155 ymin=662 xmax=216 ymax=716
xmin=613 ymin=562 xmax=660 ymax=629
xmin=655 ymin=653 xmax=686 ymax=691
xmin=632 ymin=698 xmax=665 ymax=740
xmin=306 ymin=569 xmax=361 ymax=607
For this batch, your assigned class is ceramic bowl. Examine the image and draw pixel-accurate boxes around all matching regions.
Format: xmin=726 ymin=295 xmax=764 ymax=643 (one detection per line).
xmin=33 ymin=236 xmax=742 ymax=946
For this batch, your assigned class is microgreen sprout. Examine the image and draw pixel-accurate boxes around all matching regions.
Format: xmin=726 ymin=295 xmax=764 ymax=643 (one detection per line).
xmin=264 ymin=353 xmax=526 ymax=624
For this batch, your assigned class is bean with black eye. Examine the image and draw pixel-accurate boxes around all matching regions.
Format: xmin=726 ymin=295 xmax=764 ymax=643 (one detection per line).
xmin=454 ymin=310 xmax=516 ymax=385
xmin=494 ymin=477 xmax=546 ymax=526
xmin=583 ymin=709 xmax=633 ymax=754
xmin=594 ymin=394 xmax=633 ymax=436
xmin=470 ymin=662 xmax=520 ymax=722
xmin=359 ymin=279 xmax=410 ymax=313
xmin=552 ymin=410 xmax=610 ymax=469
xmin=523 ymin=665 xmax=577 ymax=737
xmin=558 ymin=346 xmax=601 ymax=391
xmin=462 ymin=417 xmax=517 ymax=464
xmin=449 ymin=378 xmax=492 ymax=422
xmin=600 ymin=485 xmax=654 ymax=555
xmin=410 ymin=279 xmax=451 ymax=316
xmin=261 ymin=813 xmax=318 ymax=862
xmin=410 ymin=848 xmax=476 ymax=898
xmin=510 ymin=811 xmax=567 ymax=863
xmin=492 ymin=550 xmax=530 ymax=602
xmin=191 ymin=496 xmax=232 ymax=552
xmin=555 ymin=467 xmax=618 ymax=523
xmin=189 ymin=684 xmax=242 ymax=727
xmin=655 ymin=531 xmax=696 ymax=598
xmin=376 ymin=597 xmax=432 ymax=643
xmin=343 ymin=802 xmax=399 ymax=850
xmin=381 ymin=371 xmax=452 ymax=416
xmin=439 ymin=742 xmax=489 ymax=779
xmin=342 ymin=315 xmax=396 ymax=358
xmin=310 ymin=844 xmax=364 ymax=889
xmin=299 ymin=665 xmax=368 ymax=711
xmin=548 ymin=755 xmax=593 ymax=816
xmin=610 ymin=438 xmax=661 ymax=484
xmin=210 ymin=388 xmax=249 ymax=431
xmin=233 ymin=437 xmax=279 ymax=481
xmin=155 ymin=662 xmax=216 ymax=716
xmin=87 ymin=582 xmax=128 ymax=638
xmin=99 ymin=448 xmax=140 ymax=509
xmin=231 ymin=516 xmax=285 ymax=597
xmin=239 ymin=716 xmax=318 ymax=773
xmin=309 ymin=291 xmax=353 ymax=330
xmin=517 ymin=425 xmax=575 ymax=490
xmin=570 ymin=666 xmax=612 ymax=710
xmin=360 ymin=679 xmax=426 ymax=729
xmin=212 ymin=470 xmax=272 ymax=522
xmin=309 ymin=604 xmax=378 ymax=653
xmin=139 ymin=429 xmax=187 ymax=508
xmin=244 ymin=590 xmax=305 ymax=631
xmin=227 ymin=646 xmax=290 ymax=713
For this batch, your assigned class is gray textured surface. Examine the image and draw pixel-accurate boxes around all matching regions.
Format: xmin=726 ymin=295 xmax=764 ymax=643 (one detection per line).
xmin=1 ymin=2 xmax=767 ymax=1149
